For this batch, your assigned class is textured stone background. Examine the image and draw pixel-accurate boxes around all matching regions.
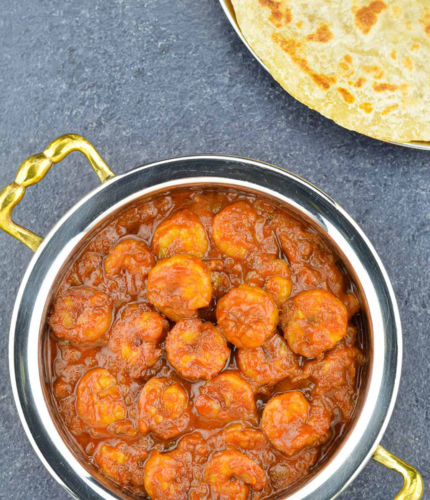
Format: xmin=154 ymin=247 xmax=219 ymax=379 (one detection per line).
xmin=0 ymin=1 xmax=429 ymax=499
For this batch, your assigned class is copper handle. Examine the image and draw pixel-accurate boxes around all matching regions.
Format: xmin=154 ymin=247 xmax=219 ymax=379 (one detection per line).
xmin=372 ymin=445 xmax=424 ymax=500
xmin=0 ymin=134 xmax=115 ymax=252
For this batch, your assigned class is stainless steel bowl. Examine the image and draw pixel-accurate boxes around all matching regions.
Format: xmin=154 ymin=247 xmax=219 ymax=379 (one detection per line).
xmin=218 ymin=0 xmax=430 ymax=151
xmin=0 ymin=135 xmax=423 ymax=500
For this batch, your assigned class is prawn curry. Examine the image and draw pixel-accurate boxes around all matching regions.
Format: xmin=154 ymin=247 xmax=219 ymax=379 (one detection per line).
xmin=46 ymin=188 xmax=367 ymax=500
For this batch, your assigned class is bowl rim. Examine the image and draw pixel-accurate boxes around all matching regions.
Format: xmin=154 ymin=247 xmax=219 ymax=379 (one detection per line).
xmin=9 ymin=154 xmax=402 ymax=500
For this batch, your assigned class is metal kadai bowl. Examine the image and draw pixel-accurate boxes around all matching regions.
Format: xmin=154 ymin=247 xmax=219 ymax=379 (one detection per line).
xmin=0 ymin=134 xmax=424 ymax=500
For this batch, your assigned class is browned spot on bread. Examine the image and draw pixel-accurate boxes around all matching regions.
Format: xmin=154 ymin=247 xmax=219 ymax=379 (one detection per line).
xmin=354 ymin=78 xmax=366 ymax=88
xmin=259 ymin=0 xmax=292 ymax=27
xmin=362 ymin=65 xmax=384 ymax=79
xmin=337 ymin=88 xmax=355 ymax=104
xmin=425 ymin=25 xmax=430 ymax=35
xmin=271 ymin=9 xmax=282 ymax=24
xmin=411 ymin=44 xmax=420 ymax=51
xmin=354 ymin=1 xmax=387 ymax=34
xmin=273 ymin=34 xmax=336 ymax=90
xmin=381 ymin=104 xmax=399 ymax=115
xmin=403 ymin=57 xmax=413 ymax=71
xmin=312 ymin=74 xmax=336 ymax=90
xmin=340 ymin=56 xmax=354 ymax=75
xmin=259 ymin=0 xmax=279 ymax=12
xmin=296 ymin=21 xmax=303 ymax=28
xmin=391 ymin=50 xmax=397 ymax=59
xmin=373 ymin=83 xmax=399 ymax=92
xmin=307 ymin=24 xmax=334 ymax=43
xmin=359 ymin=103 xmax=373 ymax=114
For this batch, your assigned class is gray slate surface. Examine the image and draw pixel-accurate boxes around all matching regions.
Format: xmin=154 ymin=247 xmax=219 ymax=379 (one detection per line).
xmin=0 ymin=0 xmax=428 ymax=499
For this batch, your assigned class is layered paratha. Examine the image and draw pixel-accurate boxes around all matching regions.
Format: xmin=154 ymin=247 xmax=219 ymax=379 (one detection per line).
xmin=231 ymin=0 xmax=430 ymax=143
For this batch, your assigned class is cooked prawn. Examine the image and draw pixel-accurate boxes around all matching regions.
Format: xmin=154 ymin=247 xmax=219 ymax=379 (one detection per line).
xmin=195 ymin=371 xmax=257 ymax=425
xmin=49 ymin=286 xmax=113 ymax=344
xmin=303 ymin=344 xmax=364 ymax=418
xmin=108 ymin=303 xmax=167 ymax=378
xmin=138 ymin=377 xmax=191 ymax=439
xmin=104 ymin=237 xmax=155 ymax=294
xmin=147 ymin=254 xmax=212 ymax=321
xmin=262 ymin=391 xmax=331 ymax=456
xmin=152 ymin=209 xmax=209 ymax=258
xmin=212 ymin=201 xmax=259 ymax=259
xmin=166 ymin=319 xmax=230 ymax=380
xmin=281 ymin=289 xmax=348 ymax=358
xmin=76 ymin=368 xmax=126 ymax=427
xmin=94 ymin=439 xmax=149 ymax=490
xmin=216 ymin=284 xmax=278 ymax=348
xmin=204 ymin=450 xmax=267 ymax=500
xmin=144 ymin=450 xmax=192 ymax=500
xmin=237 ymin=333 xmax=298 ymax=388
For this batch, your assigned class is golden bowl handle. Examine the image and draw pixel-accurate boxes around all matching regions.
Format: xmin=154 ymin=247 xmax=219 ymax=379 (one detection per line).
xmin=0 ymin=134 xmax=115 ymax=252
xmin=373 ymin=445 xmax=424 ymax=499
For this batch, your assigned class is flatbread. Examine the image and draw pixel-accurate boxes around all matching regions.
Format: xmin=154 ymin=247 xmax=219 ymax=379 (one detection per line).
xmin=231 ymin=0 xmax=430 ymax=143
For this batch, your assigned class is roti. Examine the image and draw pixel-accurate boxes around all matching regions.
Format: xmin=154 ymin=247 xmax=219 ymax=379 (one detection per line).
xmin=231 ymin=0 xmax=430 ymax=143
